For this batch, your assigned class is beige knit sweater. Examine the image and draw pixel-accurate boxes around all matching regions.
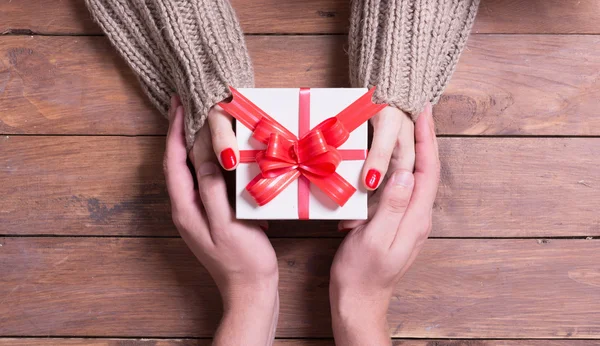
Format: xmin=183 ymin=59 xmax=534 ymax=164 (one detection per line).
xmin=86 ymin=0 xmax=479 ymax=148
xmin=350 ymin=0 xmax=480 ymax=118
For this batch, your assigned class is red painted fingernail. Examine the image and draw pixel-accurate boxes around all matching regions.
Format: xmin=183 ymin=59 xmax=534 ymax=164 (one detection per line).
xmin=220 ymin=148 xmax=237 ymax=170
xmin=365 ymin=169 xmax=381 ymax=189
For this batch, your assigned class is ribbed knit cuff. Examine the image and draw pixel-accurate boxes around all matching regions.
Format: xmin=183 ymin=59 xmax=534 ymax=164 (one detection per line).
xmin=86 ymin=0 xmax=254 ymax=149
xmin=349 ymin=0 xmax=479 ymax=120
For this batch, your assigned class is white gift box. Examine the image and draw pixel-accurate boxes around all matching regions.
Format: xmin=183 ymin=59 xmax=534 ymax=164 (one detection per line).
xmin=235 ymin=88 xmax=370 ymax=220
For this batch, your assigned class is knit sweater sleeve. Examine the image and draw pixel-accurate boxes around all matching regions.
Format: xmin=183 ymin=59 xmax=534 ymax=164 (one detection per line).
xmin=85 ymin=0 xmax=254 ymax=148
xmin=349 ymin=0 xmax=479 ymax=119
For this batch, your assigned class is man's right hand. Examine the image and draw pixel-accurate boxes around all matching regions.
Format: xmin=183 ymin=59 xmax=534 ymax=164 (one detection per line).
xmin=329 ymin=105 xmax=440 ymax=346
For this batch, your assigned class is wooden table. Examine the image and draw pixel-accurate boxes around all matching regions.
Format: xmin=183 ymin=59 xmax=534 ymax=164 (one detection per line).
xmin=1 ymin=0 xmax=599 ymax=344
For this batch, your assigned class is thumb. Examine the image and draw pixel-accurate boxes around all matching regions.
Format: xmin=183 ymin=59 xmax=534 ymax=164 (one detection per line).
xmin=370 ymin=170 xmax=415 ymax=230
xmin=164 ymin=96 xmax=196 ymax=212
xmin=196 ymin=161 xmax=234 ymax=232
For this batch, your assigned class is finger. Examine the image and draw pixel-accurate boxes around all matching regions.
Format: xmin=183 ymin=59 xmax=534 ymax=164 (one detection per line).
xmin=164 ymin=97 xmax=215 ymax=249
xmin=208 ymin=105 xmax=239 ymax=171
xmin=366 ymin=169 xmax=415 ymax=243
xmin=362 ymin=107 xmax=403 ymax=190
xmin=390 ymin=115 xmax=415 ymax=173
xmin=164 ymin=103 xmax=197 ymax=212
xmin=408 ymin=103 xmax=439 ymax=212
xmin=393 ymin=104 xmax=440 ymax=248
xmin=191 ymin=123 xmax=215 ymax=167
xmin=196 ymin=161 xmax=234 ymax=233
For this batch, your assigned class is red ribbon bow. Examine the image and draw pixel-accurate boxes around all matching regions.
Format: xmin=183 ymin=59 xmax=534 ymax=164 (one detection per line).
xmin=219 ymin=87 xmax=386 ymax=219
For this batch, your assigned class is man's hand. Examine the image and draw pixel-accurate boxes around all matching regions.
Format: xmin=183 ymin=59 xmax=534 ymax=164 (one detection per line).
xmin=330 ymin=105 xmax=440 ymax=346
xmin=164 ymin=96 xmax=278 ymax=346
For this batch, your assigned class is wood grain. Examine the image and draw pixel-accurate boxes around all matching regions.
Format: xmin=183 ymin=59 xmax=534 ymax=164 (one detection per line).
xmin=0 ymin=340 xmax=325 ymax=346
xmin=0 ymin=0 xmax=100 ymax=35
xmin=2 ymin=35 xmax=600 ymax=136
xmin=2 ymin=136 xmax=599 ymax=237
xmin=0 ymin=37 xmax=161 ymax=136
xmin=473 ymin=0 xmax=600 ymax=34
xmin=1 ymin=0 xmax=599 ymax=35
xmin=0 ymin=238 xmax=599 ymax=338
xmin=1 ymin=339 xmax=599 ymax=346
xmin=437 ymin=35 xmax=600 ymax=136
xmin=1 ymin=1 xmax=599 ymax=344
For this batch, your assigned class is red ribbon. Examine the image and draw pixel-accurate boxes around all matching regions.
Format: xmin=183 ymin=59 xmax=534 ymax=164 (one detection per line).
xmin=219 ymin=87 xmax=387 ymax=219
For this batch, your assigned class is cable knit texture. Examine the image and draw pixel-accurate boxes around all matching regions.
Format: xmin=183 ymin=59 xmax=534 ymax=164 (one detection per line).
xmin=85 ymin=0 xmax=254 ymax=148
xmin=349 ymin=0 xmax=479 ymax=120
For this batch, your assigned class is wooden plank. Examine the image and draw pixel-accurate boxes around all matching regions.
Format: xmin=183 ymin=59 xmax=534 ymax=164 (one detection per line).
xmin=437 ymin=35 xmax=600 ymax=136
xmin=473 ymin=0 xmax=600 ymax=34
xmin=1 ymin=0 xmax=599 ymax=35
xmin=0 ymin=238 xmax=599 ymax=338
xmin=0 ymin=0 xmax=101 ymax=35
xmin=0 ymin=340 xmax=326 ymax=346
xmin=0 ymin=136 xmax=172 ymax=236
xmin=2 ymin=136 xmax=599 ymax=237
xmin=2 ymin=35 xmax=600 ymax=136
xmin=1 ymin=339 xmax=599 ymax=346
xmin=0 ymin=36 xmax=162 ymax=136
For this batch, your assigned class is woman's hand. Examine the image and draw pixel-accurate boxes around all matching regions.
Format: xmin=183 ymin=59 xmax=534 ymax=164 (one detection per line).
xmin=211 ymin=97 xmax=416 ymax=180
xmin=164 ymin=96 xmax=278 ymax=346
xmin=362 ymin=107 xmax=416 ymax=190
xmin=339 ymin=104 xmax=431 ymax=231
xmin=207 ymin=103 xmax=240 ymax=171
xmin=329 ymin=106 xmax=440 ymax=346
xmin=208 ymin=96 xmax=416 ymax=180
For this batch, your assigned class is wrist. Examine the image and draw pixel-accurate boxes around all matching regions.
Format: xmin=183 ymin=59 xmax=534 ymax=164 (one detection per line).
xmin=215 ymin=279 xmax=279 ymax=346
xmin=331 ymin=298 xmax=388 ymax=331
xmin=222 ymin=275 xmax=279 ymax=314
xmin=330 ymin=282 xmax=390 ymax=321
xmin=331 ymin=303 xmax=390 ymax=346
xmin=330 ymin=284 xmax=391 ymax=345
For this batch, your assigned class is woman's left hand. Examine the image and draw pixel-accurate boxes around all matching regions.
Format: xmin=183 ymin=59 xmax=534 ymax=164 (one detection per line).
xmin=341 ymin=104 xmax=430 ymax=231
